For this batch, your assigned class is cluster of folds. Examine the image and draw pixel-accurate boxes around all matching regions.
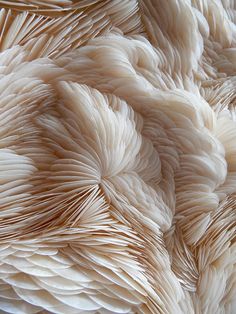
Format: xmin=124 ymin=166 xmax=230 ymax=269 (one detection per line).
xmin=0 ymin=0 xmax=235 ymax=313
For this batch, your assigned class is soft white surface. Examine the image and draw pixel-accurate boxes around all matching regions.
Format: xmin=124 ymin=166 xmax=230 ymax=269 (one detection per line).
xmin=0 ymin=0 xmax=235 ymax=313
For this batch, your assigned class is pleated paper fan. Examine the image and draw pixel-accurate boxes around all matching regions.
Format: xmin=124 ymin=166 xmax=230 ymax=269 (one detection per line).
xmin=0 ymin=1 xmax=235 ymax=313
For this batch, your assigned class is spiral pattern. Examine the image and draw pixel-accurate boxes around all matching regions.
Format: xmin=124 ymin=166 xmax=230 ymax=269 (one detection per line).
xmin=0 ymin=1 xmax=235 ymax=313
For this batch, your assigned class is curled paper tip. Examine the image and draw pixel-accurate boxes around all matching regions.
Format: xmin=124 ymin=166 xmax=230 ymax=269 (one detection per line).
xmin=0 ymin=0 xmax=235 ymax=313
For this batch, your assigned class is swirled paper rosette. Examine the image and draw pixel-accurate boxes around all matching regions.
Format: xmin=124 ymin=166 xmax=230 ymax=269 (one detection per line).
xmin=0 ymin=1 xmax=235 ymax=313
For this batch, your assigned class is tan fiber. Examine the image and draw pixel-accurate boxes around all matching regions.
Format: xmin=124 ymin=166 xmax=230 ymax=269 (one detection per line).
xmin=0 ymin=1 xmax=235 ymax=313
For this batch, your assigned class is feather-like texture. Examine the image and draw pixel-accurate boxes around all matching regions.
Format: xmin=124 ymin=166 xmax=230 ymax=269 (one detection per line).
xmin=0 ymin=0 xmax=235 ymax=313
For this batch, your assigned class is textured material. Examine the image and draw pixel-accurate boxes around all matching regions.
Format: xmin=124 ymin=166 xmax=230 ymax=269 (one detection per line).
xmin=0 ymin=1 xmax=235 ymax=313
